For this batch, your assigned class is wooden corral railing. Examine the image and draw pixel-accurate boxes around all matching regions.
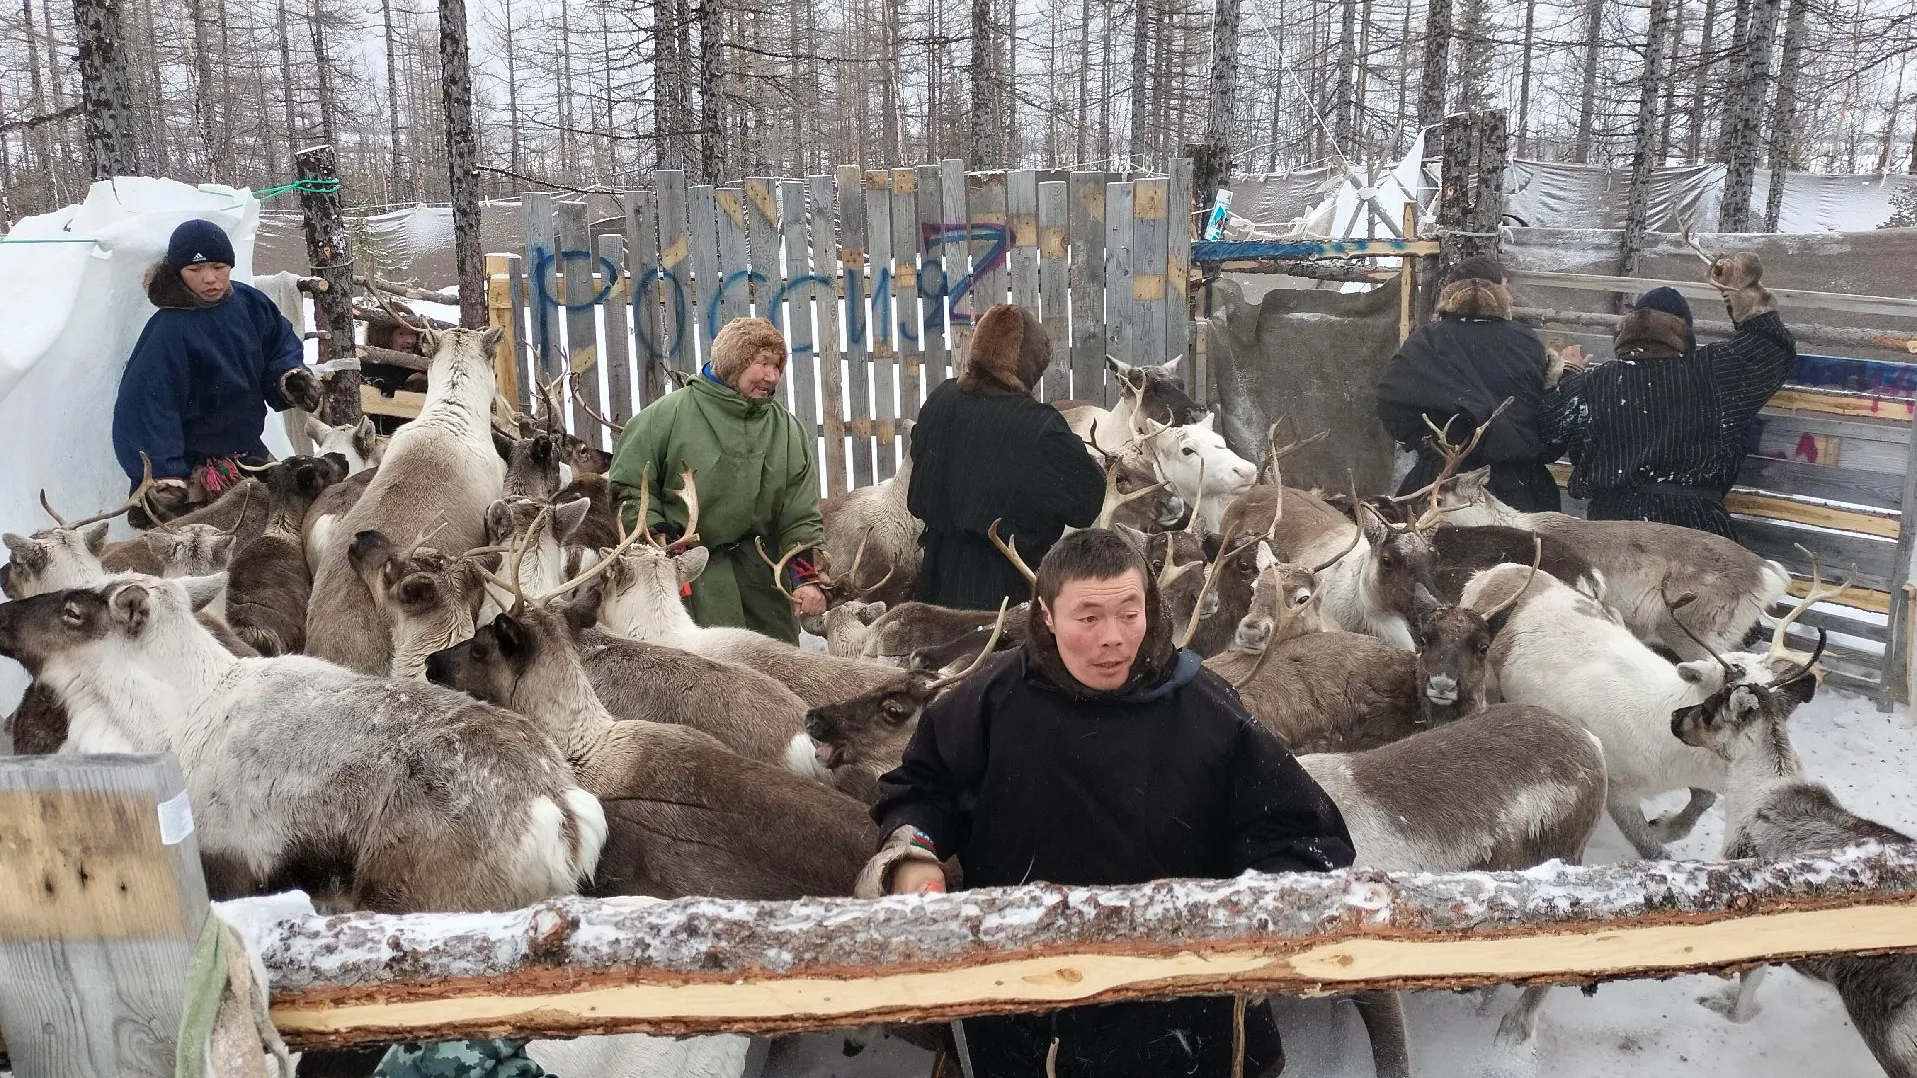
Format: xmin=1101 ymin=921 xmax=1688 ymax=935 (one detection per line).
xmin=1512 ymin=268 xmax=1917 ymax=707
xmin=356 ymin=160 xmax=1205 ymax=499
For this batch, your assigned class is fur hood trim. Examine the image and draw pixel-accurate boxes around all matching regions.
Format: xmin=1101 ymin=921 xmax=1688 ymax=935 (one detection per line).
xmin=1436 ymin=278 xmax=1512 ymax=321
xmin=710 ymin=317 xmax=788 ymax=386
xmin=1613 ymin=307 xmax=1691 ymax=359
xmin=145 ymin=261 xmax=224 ymax=310
xmin=959 ymin=304 xmax=1051 ymax=395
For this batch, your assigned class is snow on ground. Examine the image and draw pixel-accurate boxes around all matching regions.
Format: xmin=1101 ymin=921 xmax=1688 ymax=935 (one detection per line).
xmin=765 ymin=685 xmax=1916 ymax=1078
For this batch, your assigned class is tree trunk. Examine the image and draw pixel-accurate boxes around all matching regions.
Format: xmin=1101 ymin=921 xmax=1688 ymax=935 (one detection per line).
xmin=73 ymin=0 xmax=142 ymax=178
xmin=1456 ymin=0 xmax=1488 ymax=114
xmin=1074 ymin=0 xmax=1091 ymax=163
xmin=383 ymin=0 xmax=406 ymax=201
xmin=1193 ymin=0 xmax=1242 ymax=211
xmin=22 ymin=0 xmax=54 ymax=198
xmin=1687 ymin=0 xmax=1715 ymax=162
xmin=1717 ymin=0 xmax=1779 ymax=232
xmin=1415 ymin=0 xmax=1450 ymax=134
xmin=1618 ymin=0 xmax=1673 ymax=278
xmin=1515 ymin=0 xmax=1537 ymax=155
xmin=1004 ymin=0 xmax=1016 ymax=163
xmin=439 ymin=0 xmax=485 ymax=328
xmin=882 ymin=0 xmax=902 ymax=164
xmin=277 ymin=0 xmax=298 ymax=166
xmin=1714 ymin=0 xmax=1752 ymax=159
xmin=970 ymin=0 xmax=992 ymax=165
xmin=1657 ymin=0 xmax=1683 ymax=162
xmin=1332 ymin=0 xmax=1356 ymax=147
xmin=311 ymin=0 xmax=339 ymax=148
xmin=297 ymin=145 xmax=361 ymax=426
xmin=698 ymin=0 xmax=724 ymax=182
xmin=505 ymin=0 xmax=523 ymax=176
xmin=139 ymin=0 xmax=167 ymax=172
xmin=1572 ymin=0 xmax=1604 ymax=164
xmin=1879 ymin=58 xmax=1908 ymax=174
xmin=1128 ymin=0 xmax=1149 ymax=166
xmin=557 ymin=4 xmax=574 ymax=171
xmin=1760 ymin=0 xmax=1806 ymax=232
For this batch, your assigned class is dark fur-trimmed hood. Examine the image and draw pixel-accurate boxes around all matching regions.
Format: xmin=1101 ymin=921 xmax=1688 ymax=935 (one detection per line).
xmin=145 ymin=261 xmax=223 ymax=310
xmin=1614 ymin=307 xmax=1691 ymax=359
xmin=959 ymin=303 xmax=1051 ymax=395
xmin=1024 ymin=563 xmax=1178 ymax=701
xmin=1436 ymin=278 xmax=1512 ymax=321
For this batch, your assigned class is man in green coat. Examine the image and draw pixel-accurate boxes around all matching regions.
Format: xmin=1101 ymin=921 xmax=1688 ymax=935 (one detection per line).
xmin=608 ymin=317 xmax=826 ymax=644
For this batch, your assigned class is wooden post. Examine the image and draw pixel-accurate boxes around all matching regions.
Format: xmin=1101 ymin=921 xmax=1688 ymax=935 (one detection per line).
xmin=1067 ymin=172 xmax=1107 ymax=404
xmin=486 ymin=252 xmax=523 ymax=410
xmin=1167 ymin=159 xmax=1195 ymax=371
xmin=296 ymin=144 xmax=362 ymax=426
xmin=1398 ymin=202 xmax=1417 ymax=342
xmin=1424 ymin=109 xmax=1509 ymax=321
xmin=1889 ymin=413 xmax=1917 ymax=705
xmin=0 ymin=755 xmax=210 ymax=1076
xmin=557 ymin=200 xmax=599 ymax=435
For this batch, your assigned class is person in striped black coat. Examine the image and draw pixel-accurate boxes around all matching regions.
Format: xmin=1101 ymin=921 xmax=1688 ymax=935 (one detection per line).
xmin=1547 ymin=254 xmax=1795 ymax=539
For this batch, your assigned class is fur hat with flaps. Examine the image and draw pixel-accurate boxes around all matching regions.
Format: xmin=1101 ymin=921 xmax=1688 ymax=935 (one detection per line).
xmin=1614 ymin=287 xmax=1693 ymax=359
xmin=960 ymin=303 xmax=1051 ymax=395
xmin=1024 ymin=529 xmax=1176 ymax=699
xmin=709 ymin=317 xmax=788 ymax=387
xmin=1435 ymin=256 xmax=1512 ymax=320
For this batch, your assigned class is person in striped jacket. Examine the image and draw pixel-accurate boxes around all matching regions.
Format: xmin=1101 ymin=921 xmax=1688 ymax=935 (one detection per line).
xmin=1547 ymin=253 xmax=1795 ymax=540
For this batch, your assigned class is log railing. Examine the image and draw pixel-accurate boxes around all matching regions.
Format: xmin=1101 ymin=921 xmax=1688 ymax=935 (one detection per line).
xmin=262 ymin=841 xmax=1917 ymax=1049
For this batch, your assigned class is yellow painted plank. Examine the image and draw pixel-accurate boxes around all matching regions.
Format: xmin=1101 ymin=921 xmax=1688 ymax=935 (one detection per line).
xmin=362 ymin=387 xmax=425 ymax=420
xmin=1724 ymin=491 xmax=1899 ymax=538
xmin=1769 ymin=388 xmax=1917 ymax=422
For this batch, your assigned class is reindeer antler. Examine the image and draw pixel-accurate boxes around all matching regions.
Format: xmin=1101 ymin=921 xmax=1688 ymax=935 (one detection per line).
xmin=926 ymin=598 xmax=1012 ymax=691
xmin=1403 ymin=398 xmax=1514 ymax=531
xmin=1679 ymin=217 xmax=1718 ymax=269
xmin=569 ymin=371 xmax=624 ymax=436
xmin=41 ymin=453 xmax=165 ymax=532
xmin=1769 ymin=544 xmax=1854 ymax=669
xmin=1476 ymin=536 xmax=1543 ymax=622
xmin=988 ymin=519 xmax=1038 ymax=585
xmin=824 ymin=528 xmax=895 ymax=601
xmin=756 ymin=537 xmax=806 ymax=603
xmin=1661 ymin=575 xmax=1738 ymax=679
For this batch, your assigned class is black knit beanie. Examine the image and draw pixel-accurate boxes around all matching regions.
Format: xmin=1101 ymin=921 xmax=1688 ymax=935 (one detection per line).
xmin=165 ymin=219 xmax=236 ymax=272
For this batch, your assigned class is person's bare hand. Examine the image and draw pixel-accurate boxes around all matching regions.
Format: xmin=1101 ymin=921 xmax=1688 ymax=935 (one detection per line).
xmin=1559 ymin=344 xmax=1590 ymax=370
xmin=792 ymin=583 xmax=828 ymax=617
xmin=891 ymin=861 xmax=947 ymax=894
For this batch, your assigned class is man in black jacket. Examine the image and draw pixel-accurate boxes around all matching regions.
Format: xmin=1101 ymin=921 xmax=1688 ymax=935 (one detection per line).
xmin=1547 ymin=252 xmax=1795 ymax=539
xmin=1375 ymin=257 xmax=1562 ymax=511
xmin=857 ymin=529 xmax=1355 ymax=1078
xmin=908 ymin=303 xmax=1105 ymax=610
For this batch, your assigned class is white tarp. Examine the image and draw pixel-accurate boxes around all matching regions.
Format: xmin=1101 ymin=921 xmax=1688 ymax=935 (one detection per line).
xmin=0 ymin=177 xmax=299 ymax=711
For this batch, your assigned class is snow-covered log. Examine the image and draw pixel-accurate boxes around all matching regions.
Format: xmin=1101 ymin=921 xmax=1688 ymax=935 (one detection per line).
xmin=263 ymin=842 xmax=1917 ymax=1049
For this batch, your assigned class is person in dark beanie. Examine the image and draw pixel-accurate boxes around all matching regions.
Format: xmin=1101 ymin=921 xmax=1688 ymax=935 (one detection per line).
xmin=858 ymin=529 xmax=1354 ymax=1078
xmin=1375 ymin=256 xmax=1563 ymax=511
xmin=1547 ymin=254 xmax=1795 ymax=539
xmin=111 ymin=218 xmax=322 ymax=524
xmin=908 ymin=302 xmax=1105 ymax=610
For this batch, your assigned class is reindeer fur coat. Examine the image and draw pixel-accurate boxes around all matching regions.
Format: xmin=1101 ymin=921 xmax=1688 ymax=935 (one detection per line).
xmin=607 ymin=369 xmax=823 ymax=644
xmin=1375 ymin=277 xmax=1562 ymax=512
xmin=871 ymin=580 xmax=1353 ymax=1078
xmin=907 ymin=304 xmax=1104 ymax=611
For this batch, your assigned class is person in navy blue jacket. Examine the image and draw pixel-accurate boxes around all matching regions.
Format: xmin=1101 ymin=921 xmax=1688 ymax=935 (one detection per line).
xmin=111 ymin=219 xmax=323 ymax=524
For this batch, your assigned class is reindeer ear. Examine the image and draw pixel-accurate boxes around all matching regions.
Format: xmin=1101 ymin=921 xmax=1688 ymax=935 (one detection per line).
xmin=674 ymin=547 xmax=710 ymax=584
xmin=142 ymin=531 xmax=174 ymax=558
xmin=1359 ymin=508 xmax=1390 ymax=548
xmin=1675 ymin=659 xmax=1721 ymax=686
xmin=1779 ymin=671 xmax=1819 ymax=707
xmin=484 ymin=500 xmax=517 ymax=544
xmin=348 ymin=529 xmax=396 ymax=578
xmin=305 ymin=413 xmax=331 ymax=441
xmin=491 ymin=428 xmax=516 ymax=462
xmin=420 ymin=327 xmax=442 ymax=354
xmin=481 ymin=325 xmax=505 ymax=353
xmin=179 ymin=573 xmax=226 ymax=612
xmin=1485 ymin=605 xmax=1516 ymax=639
xmin=858 ymin=601 xmax=887 ymax=624
xmin=552 ymin=496 xmax=591 ymax=541
xmin=1155 ymin=354 xmax=1183 ymax=374
xmin=106 ymin=583 xmax=151 ymax=633
xmin=560 ymin=584 xmax=602 ymax=634
xmin=1255 ymin=540 xmax=1277 ymax=572
xmin=321 ymin=452 xmax=351 ymax=481
xmin=3 ymin=533 xmax=29 ymax=557
xmin=294 ymin=462 xmax=326 ymax=499
xmin=81 ymin=521 xmax=110 ymax=555
xmin=209 ymin=532 xmax=235 ymax=562
xmin=492 ymin=612 xmax=530 ymax=659
xmin=353 ymin=417 xmax=379 ymax=457
xmin=1112 ymin=523 xmax=1148 ymax=551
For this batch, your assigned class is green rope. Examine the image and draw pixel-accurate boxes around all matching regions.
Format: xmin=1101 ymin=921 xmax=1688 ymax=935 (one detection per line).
xmin=251 ymin=177 xmax=341 ymax=200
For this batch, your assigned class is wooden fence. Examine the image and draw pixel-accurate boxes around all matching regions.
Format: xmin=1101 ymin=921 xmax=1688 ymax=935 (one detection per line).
xmin=428 ymin=160 xmax=1199 ymax=499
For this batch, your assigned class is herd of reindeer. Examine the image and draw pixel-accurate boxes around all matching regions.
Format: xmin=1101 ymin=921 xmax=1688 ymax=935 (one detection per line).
xmin=1 ymin=319 xmax=1913 ymax=1078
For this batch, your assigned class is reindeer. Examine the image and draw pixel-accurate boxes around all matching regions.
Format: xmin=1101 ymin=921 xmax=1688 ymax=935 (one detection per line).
xmin=1459 ymin=551 xmax=1845 ymax=858
xmin=0 ymin=573 xmax=605 ymax=911
xmin=817 ymin=456 xmax=921 ymax=608
xmin=305 ymin=325 xmax=507 ymax=674
xmin=1434 ymin=464 xmax=1789 ymax=662
xmin=219 ymin=456 xmax=350 ymax=656
xmin=424 ymin=573 xmax=876 ymax=900
xmin=1058 ymin=354 xmax=1207 ymax=447
xmin=349 ymin=530 xmax=494 ymax=680
xmin=1673 ymin=652 xmax=1917 ymax=1078
xmin=814 ymin=597 xmax=1032 ymax=667
xmin=303 ymin=413 xmax=387 ymax=474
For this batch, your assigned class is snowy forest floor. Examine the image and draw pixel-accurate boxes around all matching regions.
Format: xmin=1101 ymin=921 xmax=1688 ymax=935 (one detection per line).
xmin=762 ymin=683 xmax=1916 ymax=1078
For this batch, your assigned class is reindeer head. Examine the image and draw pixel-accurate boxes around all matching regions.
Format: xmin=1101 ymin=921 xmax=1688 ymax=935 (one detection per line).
xmin=142 ymin=524 xmax=235 ymax=578
xmin=351 ymin=530 xmax=493 ymax=679
xmin=807 ymin=599 xmax=888 ymax=654
xmin=496 ymin=432 xmax=564 ymax=502
xmin=1671 ymin=666 xmax=1818 ymax=761
xmin=1413 ymin=537 xmax=1541 ymax=722
xmin=1082 ymin=424 xmax=1185 ymax=533
xmin=0 ymin=575 xmax=226 ymax=675
xmin=484 ymin=494 xmax=593 ymax=597
xmin=309 ymin=415 xmax=386 ymax=474
xmin=3 ymin=527 xmax=109 ymax=598
xmin=1232 ymin=542 xmax=1321 ymax=653
xmin=1108 ymin=354 xmax=1205 ymax=426
xmin=1355 ymin=502 xmax=1443 ymax=628
xmin=1135 ymin=414 xmax=1258 ymax=508
xmin=420 ymin=324 xmax=505 ymax=403
xmin=425 ymin=584 xmax=603 ymax=718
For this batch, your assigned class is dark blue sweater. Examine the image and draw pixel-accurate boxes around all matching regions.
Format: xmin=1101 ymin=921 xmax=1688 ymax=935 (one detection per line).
xmin=111 ymin=277 xmax=306 ymax=485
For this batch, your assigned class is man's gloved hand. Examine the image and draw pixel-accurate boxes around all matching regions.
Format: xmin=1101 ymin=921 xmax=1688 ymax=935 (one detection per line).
xmin=852 ymin=825 xmax=947 ymax=898
xmin=280 ymin=368 xmax=324 ymax=412
xmin=1709 ymin=252 xmax=1776 ymax=324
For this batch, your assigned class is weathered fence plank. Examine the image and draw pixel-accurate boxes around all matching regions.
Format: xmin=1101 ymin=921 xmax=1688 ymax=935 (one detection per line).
xmin=1068 ymin=171 xmax=1108 ymax=403
xmin=556 ymin=200 xmax=601 ymax=435
xmin=656 ymin=172 xmax=694 ymax=376
xmin=809 ymin=174 xmax=849 ymax=499
xmin=505 ymin=248 xmax=532 ymax=407
xmin=1132 ymin=176 xmax=1171 ymax=365
xmin=622 ymin=189 xmax=667 ymax=405
xmin=0 ymin=755 xmax=210 ymax=1077
xmin=522 ymin=192 xmax=561 ymax=387
xmin=779 ymin=180 xmax=821 ymax=446
xmin=1008 ymin=169 xmax=1041 ymax=317
xmin=1167 ymin=158 xmax=1195 ymax=381
xmin=485 ymin=252 xmax=525 ymax=411
xmin=687 ymin=183 xmax=723 ymax=366
xmin=1104 ymin=180 xmax=1135 ymax=372
xmin=1037 ymin=179 xmax=1071 ymax=402
xmin=263 ymin=844 xmax=1917 ymax=1046
xmin=968 ymin=169 xmax=1011 ymax=325
xmin=838 ymin=166 xmax=875 ymax=490
xmin=872 ymin=171 xmax=904 ymax=478
xmin=909 ymin=164 xmax=943 ymax=418
xmin=745 ymin=177 xmax=782 ymax=327
xmin=938 ymin=158 xmax=969 ymax=380
xmin=597 ymin=233 xmax=632 ymax=433
xmin=715 ymin=188 xmax=751 ymax=328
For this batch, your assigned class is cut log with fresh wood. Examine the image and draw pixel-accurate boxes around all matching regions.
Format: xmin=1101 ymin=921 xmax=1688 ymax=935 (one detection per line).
xmin=263 ymin=841 xmax=1917 ymax=1049
xmin=353 ymin=306 xmax=457 ymax=333
xmin=297 ymin=144 xmax=362 ymax=427
xmin=353 ymin=275 xmax=461 ymax=307
xmin=358 ymin=344 xmax=430 ymax=372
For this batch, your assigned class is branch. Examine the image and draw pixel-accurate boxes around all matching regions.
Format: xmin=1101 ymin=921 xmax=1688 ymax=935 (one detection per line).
xmin=0 ymin=103 xmax=82 ymax=134
xmin=263 ymin=842 xmax=1917 ymax=1048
